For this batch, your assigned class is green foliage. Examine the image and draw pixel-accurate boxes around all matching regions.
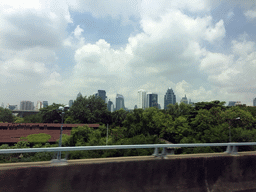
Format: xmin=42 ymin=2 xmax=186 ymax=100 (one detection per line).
xmin=1 ymin=100 xmax=256 ymax=163
xmin=166 ymin=102 xmax=193 ymax=119
xmin=111 ymin=108 xmax=129 ymax=127
xmin=39 ymin=103 xmax=63 ymax=123
xmin=23 ymin=114 xmax=42 ymax=123
xmin=0 ymin=107 xmax=14 ymax=123
xmin=14 ymin=116 xmax=24 ymax=123
xmin=22 ymin=133 xmax=51 ymax=143
xmin=69 ymin=95 xmax=111 ymax=124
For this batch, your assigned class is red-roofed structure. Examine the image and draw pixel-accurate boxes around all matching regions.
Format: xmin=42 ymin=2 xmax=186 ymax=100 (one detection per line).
xmin=0 ymin=123 xmax=100 ymax=144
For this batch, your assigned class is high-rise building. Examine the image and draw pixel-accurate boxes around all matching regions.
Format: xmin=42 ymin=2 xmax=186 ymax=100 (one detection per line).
xmin=137 ymin=89 xmax=147 ymax=109
xmin=43 ymin=101 xmax=48 ymax=108
xmin=158 ymin=104 xmax=161 ymax=109
xmin=107 ymin=99 xmax=114 ymax=112
xmin=164 ymin=88 xmax=176 ymax=109
xmin=228 ymin=101 xmax=236 ymax=106
xmin=1 ymin=103 xmax=4 ymax=108
xmin=69 ymin=100 xmax=74 ymax=107
xmin=253 ymin=98 xmax=256 ymax=106
xmin=8 ymin=104 xmax=18 ymax=110
xmin=189 ymin=99 xmax=195 ymax=106
xmin=20 ymin=101 xmax=34 ymax=110
xmin=116 ymin=94 xmax=125 ymax=110
xmin=95 ymin=90 xmax=107 ymax=103
xmin=36 ymin=101 xmax=43 ymax=111
xmin=146 ymin=93 xmax=158 ymax=108
xmin=180 ymin=95 xmax=188 ymax=104
xmin=77 ymin=92 xmax=83 ymax=99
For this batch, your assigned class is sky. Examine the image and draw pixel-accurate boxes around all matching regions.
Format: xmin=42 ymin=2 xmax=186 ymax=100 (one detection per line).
xmin=0 ymin=0 xmax=256 ymax=109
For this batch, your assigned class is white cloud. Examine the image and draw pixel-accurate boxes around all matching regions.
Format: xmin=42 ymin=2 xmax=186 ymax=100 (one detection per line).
xmin=199 ymin=38 xmax=256 ymax=99
xmin=73 ymin=25 xmax=84 ymax=39
xmin=42 ymin=72 xmax=63 ymax=87
xmin=232 ymin=39 xmax=255 ymax=57
xmin=244 ymin=10 xmax=256 ymax=19
xmin=0 ymin=0 xmax=71 ymax=50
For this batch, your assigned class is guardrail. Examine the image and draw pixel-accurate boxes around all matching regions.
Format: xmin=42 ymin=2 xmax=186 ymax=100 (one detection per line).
xmin=0 ymin=142 xmax=255 ymax=158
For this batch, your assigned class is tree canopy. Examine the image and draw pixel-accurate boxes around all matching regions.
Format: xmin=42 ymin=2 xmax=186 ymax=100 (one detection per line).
xmin=0 ymin=107 xmax=14 ymax=123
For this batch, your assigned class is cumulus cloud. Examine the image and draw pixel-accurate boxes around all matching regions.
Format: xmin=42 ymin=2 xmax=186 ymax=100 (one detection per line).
xmin=244 ymin=10 xmax=256 ymax=19
xmin=1 ymin=0 xmax=256 ymax=108
xmin=199 ymin=37 xmax=256 ymax=104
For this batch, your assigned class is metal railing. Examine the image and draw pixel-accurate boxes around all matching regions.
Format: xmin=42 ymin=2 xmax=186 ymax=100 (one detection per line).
xmin=0 ymin=142 xmax=255 ymax=158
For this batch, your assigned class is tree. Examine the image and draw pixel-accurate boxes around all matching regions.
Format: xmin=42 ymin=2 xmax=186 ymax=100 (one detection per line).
xmin=111 ymin=108 xmax=129 ymax=127
xmin=39 ymin=103 xmax=63 ymax=123
xmin=0 ymin=107 xmax=14 ymax=123
xmin=166 ymin=102 xmax=193 ymax=119
xmin=123 ymin=108 xmax=173 ymax=138
xmin=69 ymin=95 xmax=111 ymax=124
xmin=23 ymin=114 xmax=42 ymax=123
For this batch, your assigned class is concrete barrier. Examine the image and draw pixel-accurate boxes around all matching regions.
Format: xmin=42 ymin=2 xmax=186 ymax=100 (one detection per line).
xmin=1 ymin=155 xmax=256 ymax=192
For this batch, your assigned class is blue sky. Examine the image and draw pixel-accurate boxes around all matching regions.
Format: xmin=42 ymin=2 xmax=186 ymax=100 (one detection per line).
xmin=0 ymin=0 xmax=256 ymax=109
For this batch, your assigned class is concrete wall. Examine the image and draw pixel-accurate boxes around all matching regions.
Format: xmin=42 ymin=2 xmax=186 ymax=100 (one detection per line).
xmin=1 ymin=155 xmax=256 ymax=192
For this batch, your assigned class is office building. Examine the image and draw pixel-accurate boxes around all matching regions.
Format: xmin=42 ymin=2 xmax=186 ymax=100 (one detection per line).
xmin=158 ymin=104 xmax=161 ymax=109
xmin=189 ymin=99 xmax=195 ymax=106
xmin=8 ymin=105 xmax=18 ymax=110
xmin=253 ymin=98 xmax=256 ymax=106
xmin=116 ymin=94 xmax=125 ymax=110
xmin=77 ymin=92 xmax=83 ymax=99
xmin=95 ymin=90 xmax=107 ymax=103
xmin=180 ymin=95 xmax=188 ymax=104
xmin=107 ymin=100 xmax=114 ymax=112
xmin=146 ymin=93 xmax=158 ymax=108
xmin=164 ymin=88 xmax=176 ymax=109
xmin=43 ymin=101 xmax=48 ymax=108
xmin=36 ymin=101 xmax=43 ymax=110
xmin=228 ymin=101 xmax=236 ymax=107
xmin=20 ymin=101 xmax=34 ymax=110
xmin=69 ymin=100 xmax=74 ymax=107
xmin=137 ymin=89 xmax=147 ymax=109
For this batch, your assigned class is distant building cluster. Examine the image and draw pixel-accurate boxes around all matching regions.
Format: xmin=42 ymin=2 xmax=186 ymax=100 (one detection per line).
xmin=2 ymin=90 xmax=255 ymax=113
xmin=20 ymin=101 xmax=34 ymax=111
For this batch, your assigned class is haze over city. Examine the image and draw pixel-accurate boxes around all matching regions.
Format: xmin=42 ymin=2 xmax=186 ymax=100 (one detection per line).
xmin=1 ymin=0 xmax=256 ymax=109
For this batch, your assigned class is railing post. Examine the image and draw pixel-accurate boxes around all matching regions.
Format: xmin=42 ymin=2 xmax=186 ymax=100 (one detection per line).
xmin=152 ymin=147 xmax=159 ymax=157
xmin=231 ymin=145 xmax=238 ymax=155
xmin=225 ymin=145 xmax=232 ymax=154
xmin=161 ymin=147 xmax=167 ymax=159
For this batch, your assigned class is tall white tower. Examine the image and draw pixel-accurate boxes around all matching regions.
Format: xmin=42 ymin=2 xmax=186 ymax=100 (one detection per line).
xmin=137 ymin=89 xmax=147 ymax=109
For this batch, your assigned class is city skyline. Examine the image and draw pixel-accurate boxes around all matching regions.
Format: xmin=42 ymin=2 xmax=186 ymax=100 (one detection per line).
xmin=1 ymin=90 xmax=256 ymax=110
xmin=0 ymin=1 xmax=256 ymax=109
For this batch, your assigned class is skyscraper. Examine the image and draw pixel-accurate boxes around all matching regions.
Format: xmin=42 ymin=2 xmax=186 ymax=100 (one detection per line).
xmin=146 ymin=93 xmax=158 ymax=108
xmin=253 ymin=98 xmax=256 ymax=106
xmin=43 ymin=101 xmax=48 ymax=108
xmin=95 ymin=90 xmax=107 ymax=103
xmin=20 ymin=101 xmax=34 ymax=110
xmin=137 ymin=89 xmax=147 ymax=109
xmin=228 ymin=101 xmax=236 ymax=106
xmin=116 ymin=94 xmax=125 ymax=110
xmin=69 ymin=100 xmax=74 ymax=107
xmin=36 ymin=101 xmax=43 ymax=110
xmin=77 ymin=92 xmax=82 ymax=99
xmin=180 ymin=95 xmax=188 ymax=104
xmin=8 ymin=105 xmax=18 ymax=110
xmin=164 ymin=88 xmax=176 ymax=109
xmin=107 ymin=99 xmax=114 ymax=112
